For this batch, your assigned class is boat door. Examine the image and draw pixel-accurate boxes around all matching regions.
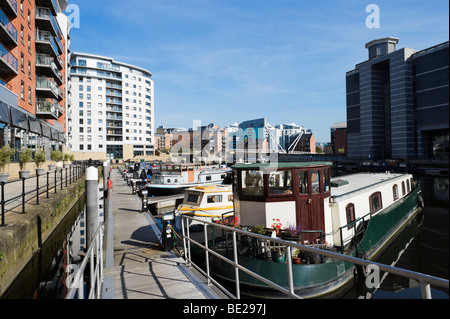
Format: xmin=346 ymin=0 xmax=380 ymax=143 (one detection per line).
xmin=296 ymin=169 xmax=325 ymax=244
xmin=187 ymin=164 xmax=194 ymax=183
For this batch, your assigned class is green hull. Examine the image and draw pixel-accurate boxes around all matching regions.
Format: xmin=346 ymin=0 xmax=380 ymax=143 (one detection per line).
xmin=198 ymin=186 xmax=422 ymax=298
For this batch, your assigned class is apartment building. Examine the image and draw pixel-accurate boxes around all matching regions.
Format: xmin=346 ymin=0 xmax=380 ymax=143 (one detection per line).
xmin=346 ymin=37 xmax=449 ymax=160
xmin=0 ymin=0 xmax=69 ymax=159
xmin=69 ymin=52 xmax=154 ymax=161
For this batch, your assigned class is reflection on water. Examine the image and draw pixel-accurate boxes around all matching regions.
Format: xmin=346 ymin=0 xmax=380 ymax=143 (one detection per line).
xmin=345 ymin=175 xmax=449 ymax=299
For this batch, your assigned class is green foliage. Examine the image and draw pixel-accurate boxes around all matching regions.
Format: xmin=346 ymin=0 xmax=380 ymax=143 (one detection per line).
xmin=50 ymin=149 xmax=63 ymax=162
xmin=34 ymin=151 xmax=46 ymax=168
xmin=0 ymin=145 xmax=15 ymax=173
xmin=252 ymin=224 xmax=266 ymax=235
xmin=18 ymin=148 xmax=32 ymax=170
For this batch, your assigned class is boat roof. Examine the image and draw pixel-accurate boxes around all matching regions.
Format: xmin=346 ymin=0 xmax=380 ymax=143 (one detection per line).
xmin=232 ymin=162 xmax=332 ymax=169
xmin=330 ymin=172 xmax=409 ymax=199
xmin=186 ymin=184 xmax=232 ymax=193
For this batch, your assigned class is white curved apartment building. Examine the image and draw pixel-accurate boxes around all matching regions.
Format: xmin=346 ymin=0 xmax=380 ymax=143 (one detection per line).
xmin=69 ymin=52 xmax=154 ymax=161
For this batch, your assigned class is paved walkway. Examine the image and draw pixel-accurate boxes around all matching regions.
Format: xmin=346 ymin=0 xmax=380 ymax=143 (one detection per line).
xmin=101 ymin=169 xmax=221 ymax=299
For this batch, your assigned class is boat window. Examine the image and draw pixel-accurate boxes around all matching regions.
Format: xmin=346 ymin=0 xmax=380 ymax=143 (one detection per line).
xmin=187 ymin=193 xmax=199 ymax=204
xmin=206 ymin=175 xmax=212 ymax=181
xmin=406 ymin=179 xmax=410 ymax=193
xmin=345 ymin=203 xmax=355 ymax=229
xmin=393 ymin=184 xmax=399 ymax=201
xmin=232 ymin=172 xmax=238 ymax=192
xmin=402 ymin=181 xmax=406 ymax=196
xmin=269 ymin=170 xmax=292 ymax=195
xmin=369 ymin=192 xmax=383 ymax=213
xmin=323 ymin=167 xmax=330 ymax=192
xmin=241 ymin=170 xmax=264 ymax=196
xmin=182 ymin=165 xmax=188 ymax=171
xmin=207 ymin=195 xmax=222 ymax=203
xmin=228 ymin=194 xmax=233 ymax=202
xmin=311 ymin=170 xmax=320 ymax=194
xmin=299 ymin=171 xmax=309 ymax=194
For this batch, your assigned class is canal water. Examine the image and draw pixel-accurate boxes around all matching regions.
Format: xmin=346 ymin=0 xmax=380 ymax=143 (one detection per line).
xmin=2 ymin=173 xmax=447 ymax=299
xmin=360 ymin=174 xmax=449 ymax=299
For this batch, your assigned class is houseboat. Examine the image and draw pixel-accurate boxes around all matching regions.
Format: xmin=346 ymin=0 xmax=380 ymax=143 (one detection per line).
xmin=193 ymin=162 xmax=423 ymax=298
xmin=145 ymin=163 xmax=230 ymax=195
xmin=174 ymin=184 xmax=234 ymax=229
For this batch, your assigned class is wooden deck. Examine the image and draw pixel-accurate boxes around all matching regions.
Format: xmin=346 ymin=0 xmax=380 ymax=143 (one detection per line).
xmin=101 ymin=169 xmax=222 ymax=299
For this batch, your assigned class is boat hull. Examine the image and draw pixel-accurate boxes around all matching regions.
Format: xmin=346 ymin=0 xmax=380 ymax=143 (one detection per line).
xmin=193 ymin=186 xmax=423 ymax=298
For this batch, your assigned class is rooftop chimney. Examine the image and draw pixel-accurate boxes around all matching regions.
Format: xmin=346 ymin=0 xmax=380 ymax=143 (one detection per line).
xmin=365 ymin=37 xmax=399 ymax=59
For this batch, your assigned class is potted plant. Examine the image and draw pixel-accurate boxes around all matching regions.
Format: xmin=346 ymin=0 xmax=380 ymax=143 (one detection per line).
xmin=34 ymin=150 xmax=46 ymax=175
xmin=0 ymin=145 xmax=14 ymax=183
xmin=272 ymin=246 xmax=286 ymax=263
xmin=292 ymin=248 xmax=301 ymax=264
xmin=271 ymin=218 xmax=282 ymax=238
xmin=18 ymin=148 xmax=32 ymax=179
xmin=49 ymin=149 xmax=62 ymax=171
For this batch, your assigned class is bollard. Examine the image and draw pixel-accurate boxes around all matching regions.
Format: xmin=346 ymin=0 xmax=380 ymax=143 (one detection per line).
xmin=1 ymin=182 xmax=5 ymax=226
xmin=141 ymin=189 xmax=148 ymax=212
xmin=86 ymin=166 xmax=99 ymax=250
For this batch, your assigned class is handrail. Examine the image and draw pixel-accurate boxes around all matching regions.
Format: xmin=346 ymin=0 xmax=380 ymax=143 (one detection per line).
xmin=65 ymin=222 xmax=104 ymax=299
xmin=181 ymin=215 xmax=449 ymax=299
xmin=0 ymin=165 xmax=86 ymax=226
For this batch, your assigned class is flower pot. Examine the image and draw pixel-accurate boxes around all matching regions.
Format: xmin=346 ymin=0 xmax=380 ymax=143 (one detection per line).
xmin=293 ymin=257 xmax=301 ymax=265
xmin=36 ymin=168 xmax=45 ymax=176
xmin=0 ymin=174 xmax=9 ymax=183
xmin=48 ymin=164 xmax=55 ymax=171
xmin=64 ymin=164 xmax=70 ymax=168
xmin=272 ymin=252 xmax=286 ymax=263
xmin=19 ymin=170 xmax=30 ymax=179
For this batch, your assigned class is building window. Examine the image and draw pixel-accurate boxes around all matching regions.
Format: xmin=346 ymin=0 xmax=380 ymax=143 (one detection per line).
xmin=401 ymin=181 xmax=406 ymax=196
xmin=393 ymin=184 xmax=399 ymax=201
xmin=28 ymin=86 xmax=31 ymax=104
xmin=369 ymin=192 xmax=383 ymax=213
xmin=21 ymin=81 xmax=24 ymax=99
xmin=345 ymin=203 xmax=355 ymax=229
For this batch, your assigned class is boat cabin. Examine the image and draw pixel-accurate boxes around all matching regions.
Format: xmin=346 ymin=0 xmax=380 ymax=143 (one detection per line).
xmin=232 ymin=162 xmax=332 ymax=243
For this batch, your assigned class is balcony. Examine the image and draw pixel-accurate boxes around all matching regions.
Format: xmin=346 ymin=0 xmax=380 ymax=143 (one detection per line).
xmin=35 ymin=7 xmax=60 ymax=37
xmin=105 ymin=106 xmax=122 ymax=113
xmin=0 ymin=0 xmax=17 ymax=18
xmin=106 ymin=89 xmax=122 ymax=97
xmin=0 ymin=40 xmax=17 ymax=74
xmin=106 ymin=97 xmax=122 ymax=105
xmin=36 ymin=30 xmax=60 ymax=60
xmin=36 ymin=54 xmax=63 ymax=84
xmin=36 ymin=99 xmax=59 ymax=119
xmin=36 ymin=76 xmax=61 ymax=99
xmin=0 ymin=7 xmax=18 ymax=46
xmin=35 ymin=0 xmax=58 ymax=16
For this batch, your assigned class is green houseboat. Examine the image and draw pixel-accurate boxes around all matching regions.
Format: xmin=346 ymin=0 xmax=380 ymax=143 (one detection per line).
xmin=194 ymin=162 xmax=423 ymax=298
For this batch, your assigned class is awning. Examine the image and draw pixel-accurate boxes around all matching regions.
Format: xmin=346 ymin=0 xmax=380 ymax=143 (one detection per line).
xmin=10 ymin=107 xmax=29 ymax=130
xmin=28 ymin=117 xmax=42 ymax=134
xmin=0 ymin=101 xmax=9 ymax=124
xmin=41 ymin=124 xmax=51 ymax=138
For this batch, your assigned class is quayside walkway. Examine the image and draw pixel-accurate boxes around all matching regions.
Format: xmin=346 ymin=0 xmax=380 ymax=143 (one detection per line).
xmin=101 ymin=169 xmax=222 ymax=299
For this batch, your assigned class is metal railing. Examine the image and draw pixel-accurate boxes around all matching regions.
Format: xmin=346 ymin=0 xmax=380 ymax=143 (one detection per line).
xmin=0 ymin=165 xmax=85 ymax=226
xmin=180 ymin=215 xmax=449 ymax=299
xmin=65 ymin=222 xmax=104 ymax=299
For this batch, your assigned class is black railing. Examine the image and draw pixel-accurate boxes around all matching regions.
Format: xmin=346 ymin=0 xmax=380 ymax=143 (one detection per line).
xmin=0 ymin=165 xmax=86 ymax=226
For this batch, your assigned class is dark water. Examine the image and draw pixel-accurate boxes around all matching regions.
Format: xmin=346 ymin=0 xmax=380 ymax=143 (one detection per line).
xmin=344 ymin=174 xmax=449 ymax=299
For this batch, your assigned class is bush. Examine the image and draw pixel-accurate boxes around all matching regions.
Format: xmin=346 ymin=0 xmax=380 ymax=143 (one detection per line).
xmin=0 ymin=145 xmax=15 ymax=173
xmin=18 ymin=148 xmax=32 ymax=170
xmin=34 ymin=151 xmax=46 ymax=168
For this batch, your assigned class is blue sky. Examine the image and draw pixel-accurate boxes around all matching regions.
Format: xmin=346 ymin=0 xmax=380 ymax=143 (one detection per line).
xmin=67 ymin=0 xmax=449 ymax=142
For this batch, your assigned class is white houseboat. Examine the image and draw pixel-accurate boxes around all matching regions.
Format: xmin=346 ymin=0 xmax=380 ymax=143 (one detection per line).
xmin=145 ymin=163 xmax=230 ymax=195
